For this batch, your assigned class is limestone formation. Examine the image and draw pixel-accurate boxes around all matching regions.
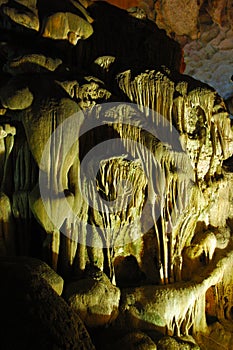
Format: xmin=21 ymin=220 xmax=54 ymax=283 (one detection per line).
xmin=64 ymin=271 xmax=120 ymax=327
xmin=0 ymin=1 xmax=232 ymax=349
xmin=157 ymin=335 xmax=200 ymax=349
xmin=154 ymin=0 xmax=203 ymax=39
xmin=42 ymin=12 xmax=93 ymax=45
xmin=157 ymin=336 xmax=180 ymax=350
xmin=0 ymin=78 xmax=34 ymax=110
xmin=4 ymin=54 xmax=63 ymax=75
xmin=118 ymin=242 xmax=233 ymax=336
xmin=112 ymin=332 xmax=157 ymax=350
xmin=0 ymin=256 xmax=64 ymax=294
xmin=1 ymin=0 xmax=39 ymax=31
xmin=0 ymin=257 xmax=95 ymax=350
xmin=0 ymin=192 xmax=15 ymax=255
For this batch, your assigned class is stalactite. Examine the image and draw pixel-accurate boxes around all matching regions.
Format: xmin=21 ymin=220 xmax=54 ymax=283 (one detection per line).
xmin=117 ymin=69 xmax=175 ymax=127
xmin=99 ymin=102 xmax=197 ymax=284
xmin=0 ymin=124 xmax=16 ymax=255
xmin=12 ymin=140 xmax=38 ymax=255
xmin=82 ymin=155 xmax=148 ymax=281
xmin=1 ymin=124 xmax=16 ymax=191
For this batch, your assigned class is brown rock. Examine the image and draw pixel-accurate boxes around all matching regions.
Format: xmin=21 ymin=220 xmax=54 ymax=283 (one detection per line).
xmin=206 ymin=0 xmax=227 ymax=26
xmin=155 ymin=0 xmax=203 ymax=39
xmin=197 ymin=322 xmax=233 ymax=350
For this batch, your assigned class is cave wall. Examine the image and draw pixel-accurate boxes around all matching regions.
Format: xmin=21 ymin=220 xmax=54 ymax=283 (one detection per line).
xmin=0 ymin=1 xmax=233 ymax=349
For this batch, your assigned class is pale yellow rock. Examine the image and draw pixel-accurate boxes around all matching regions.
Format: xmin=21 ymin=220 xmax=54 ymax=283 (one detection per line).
xmin=2 ymin=4 xmax=39 ymax=31
xmin=65 ymin=272 xmax=121 ymax=327
xmin=4 ymin=54 xmax=62 ymax=74
xmin=42 ymin=12 xmax=93 ymax=44
xmin=0 ymin=81 xmax=33 ymax=110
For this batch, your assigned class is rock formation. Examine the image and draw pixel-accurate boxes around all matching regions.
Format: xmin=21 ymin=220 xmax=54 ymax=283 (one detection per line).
xmin=0 ymin=1 xmax=233 ymax=349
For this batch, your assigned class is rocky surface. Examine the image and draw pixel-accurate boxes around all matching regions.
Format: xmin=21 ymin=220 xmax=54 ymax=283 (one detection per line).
xmin=0 ymin=257 xmax=95 ymax=350
xmin=64 ymin=271 xmax=120 ymax=327
xmin=111 ymin=331 xmax=157 ymax=350
xmin=0 ymin=256 xmax=64 ymax=294
xmin=126 ymin=1 xmax=233 ymax=107
xmin=155 ymin=0 xmax=203 ymax=39
xmin=157 ymin=335 xmax=200 ymax=350
xmin=1 ymin=0 xmax=39 ymax=31
xmin=0 ymin=1 xmax=233 ymax=349
xmin=184 ymin=22 xmax=233 ymax=100
xmin=197 ymin=322 xmax=233 ymax=350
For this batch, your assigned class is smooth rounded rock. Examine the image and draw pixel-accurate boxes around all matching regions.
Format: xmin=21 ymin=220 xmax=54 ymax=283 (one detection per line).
xmin=113 ymin=332 xmax=157 ymax=350
xmin=42 ymin=12 xmax=93 ymax=44
xmin=0 ymin=257 xmax=95 ymax=350
xmin=0 ymin=256 xmax=64 ymax=295
xmin=157 ymin=336 xmax=179 ymax=350
xmin=0 ymin=80 xmax=33 ymax=110
xmin=4 ymin=54 xmax=62 ymax=74
xmin=64 ymin=271 xmax=120 ymax=327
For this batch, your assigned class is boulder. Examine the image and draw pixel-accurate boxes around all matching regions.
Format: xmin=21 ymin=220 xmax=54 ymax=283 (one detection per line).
xmin=64 ymin=271 xmax=120 ymax=327
xmin=0 ymin=78 xmax=33 ymax=110
xmin=0 ymin=256 xmax=64 ymax=295
xmin=157 ymin=336 xmax=179 ymax=350
xmin=0 ymin=257 xmax=95 ymax=350
xmin=157 ymin=335 xmax=200 ymax=350
xmin=175 ymin=336 xmax=200 ymax=349
xmin=112 ymin=332 xmax=157 ymax=350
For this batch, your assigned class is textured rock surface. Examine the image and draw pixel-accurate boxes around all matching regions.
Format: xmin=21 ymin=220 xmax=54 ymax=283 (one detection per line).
xmin=0 ymin=78 xmax=34 ymax=110
xmin=1 ymin=0 xmax=39 ymax=31
xmin=42 ymin=12 xmax=93 ymax=44
xmin=197 ymin=322 xmax=233 ymax=350
xmin=0 ymin=1 xmax=233 ymax=349
xmin=0 ymin=257 xmax=95 ymax=350
xmin=132 ymin=1 xmax=233 ymax=104
xmin=0 ymin=256 xmax=64 ymax=295
xmin=118 ymin=245 xmax=233 ymax=335
xmin=184 ymin=23 xmax=233 ymax=99
xmin=111 ymin=331 xmax=157 ymax=350
xmin=64 ymin=271 xmax=121 ymax=327
xmin=157 ymin=336 xmax=180 ymax=350
xmin=4 ymin=54 xmax=63 ymax=74
xmin=155 ymin=0 xmax=203 ymax=39
xmin=157 ymin=335 xmax=200 ymax=349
